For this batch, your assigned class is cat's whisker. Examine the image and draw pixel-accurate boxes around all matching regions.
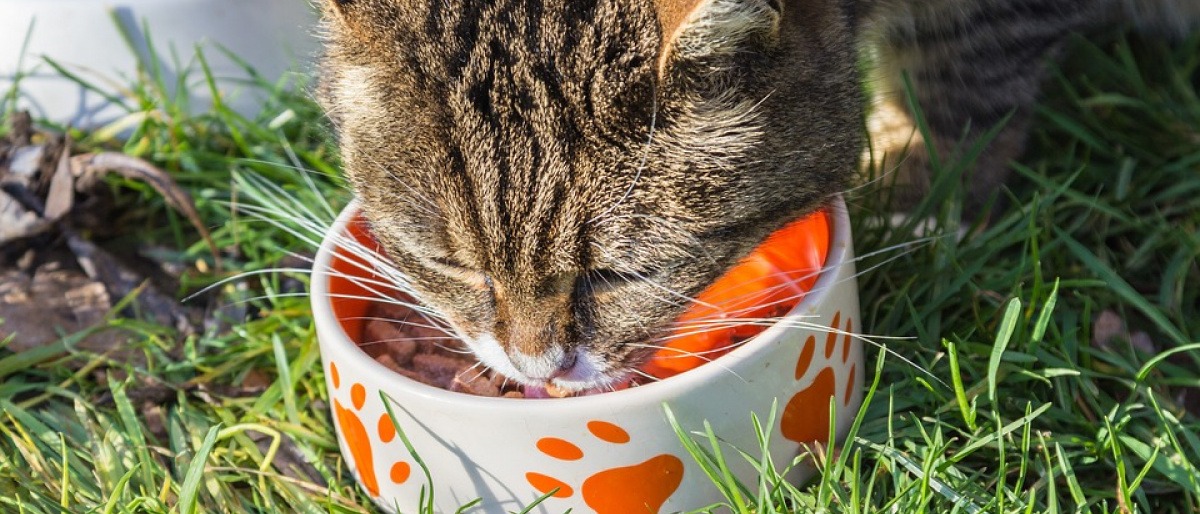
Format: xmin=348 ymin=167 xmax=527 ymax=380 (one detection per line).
xmin=278 ymin=139 xmax=340 ymax=220
xmin=434 ymin=343 xmax=476 ymax=355
xmin=231 ymin=158 xmax=350 ymax=212
xmin=183 ymin=267 xmax=314 ymax=302
xmin=347 ymin=315 xmax=455 ymax=334
xmin=589 ymin=243 xmax=718 ymax=311
xmin=354 ymin=312 xmax=453 ymax=327
xmin=233 ymin=172 xmax=340 ymax=235
xmin=587 ymin=87 xmax=658 ymax=226
xmin=308 ymin=291 xmax=448 ymax=320
xmin=312 ymin=264 xmax=434 ymax=314
xmin=228 ymin=203 xmax=330 ymax=251
xmin=314 ymin=270 xmax=409 ymax=296
xmin=357 ymin=150 xmax=441 ymax=216
xmin=320 ymin=244 xmax=416 ymax=292
xmin=456 ymin=362 xmax=488 ymax=383
xmin=625 ymin=341 xmax=753 ymax=359
xmin=624 ymin=367 xmax=662 ymax=384
xmin=648 ymin=315 xmax=943 ymax=386
xmin=358 ymin=336 xmax=460 ymax=348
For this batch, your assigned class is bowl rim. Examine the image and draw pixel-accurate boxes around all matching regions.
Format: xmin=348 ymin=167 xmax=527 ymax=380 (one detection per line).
xmin=311 ymin=196 xmax=854 ymax=411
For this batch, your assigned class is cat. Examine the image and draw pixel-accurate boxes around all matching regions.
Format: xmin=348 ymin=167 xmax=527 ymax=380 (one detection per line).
xmin=315 ymin=0 xmax=1198 ymax=392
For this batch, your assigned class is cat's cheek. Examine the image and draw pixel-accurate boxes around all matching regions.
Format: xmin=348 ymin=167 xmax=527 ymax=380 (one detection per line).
xmin=554 ymin=349 xmax=608 ymax=384
xmin=464 ymin=333 xmax=525 ymax=381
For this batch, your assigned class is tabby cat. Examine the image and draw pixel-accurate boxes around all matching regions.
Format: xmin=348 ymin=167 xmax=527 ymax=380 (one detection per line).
xmin=316 ymin=0 xmax=1198 ymax=392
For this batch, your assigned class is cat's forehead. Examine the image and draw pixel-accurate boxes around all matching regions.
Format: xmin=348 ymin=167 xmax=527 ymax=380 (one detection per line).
xmin=401 ymin=1 xmax=662 ymax=270
xmin=407 ymin=0 xmax=659 ymax=79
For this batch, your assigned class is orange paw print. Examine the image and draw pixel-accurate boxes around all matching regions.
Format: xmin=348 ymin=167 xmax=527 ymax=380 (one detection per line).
xmin=329 ymin=361 xmax=412 ymax=497
xmin=780 ymin=311 xmax=857 ymax=445
xmin=526 ymin=421 xmax=685 ymax=514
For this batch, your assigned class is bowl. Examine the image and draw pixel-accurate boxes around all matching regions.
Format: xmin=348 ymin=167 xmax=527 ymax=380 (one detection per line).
xmin=311 ymin=197 xmax=863 ymax=513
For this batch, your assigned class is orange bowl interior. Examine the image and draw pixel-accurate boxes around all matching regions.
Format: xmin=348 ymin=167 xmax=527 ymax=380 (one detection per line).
xmin=326 ymin=208 xmax=831 ymax=382
xmin=641 ymin=210 xmax=830 ymax=379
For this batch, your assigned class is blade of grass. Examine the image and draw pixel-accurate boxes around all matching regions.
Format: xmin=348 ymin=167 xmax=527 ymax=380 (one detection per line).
xmin=988 ymin=298 xmax=1022 ymax=403
xmin=179 ymin=424 xmax=222 ymax=514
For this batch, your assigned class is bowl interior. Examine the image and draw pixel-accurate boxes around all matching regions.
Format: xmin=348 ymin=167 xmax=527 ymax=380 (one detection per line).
xmin=643 ymin=210 xmax=830 ymax=378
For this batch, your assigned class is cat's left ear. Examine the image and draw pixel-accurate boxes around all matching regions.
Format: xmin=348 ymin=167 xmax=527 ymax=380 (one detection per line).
xmin=317 ymin=0 xmax=381 ymax=37
xmin=655 ymin=0 xmax=783 ymax=74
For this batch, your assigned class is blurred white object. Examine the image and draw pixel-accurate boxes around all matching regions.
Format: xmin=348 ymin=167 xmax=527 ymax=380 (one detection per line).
xmin=0 ymin=0 xmax=319 ymax=126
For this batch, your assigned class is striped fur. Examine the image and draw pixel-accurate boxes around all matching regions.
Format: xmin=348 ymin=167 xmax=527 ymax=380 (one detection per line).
xmin=865 ymin=0 xmax=1197 ymax=215
xmin=316 ymin=0 xmax=1196 ymax=388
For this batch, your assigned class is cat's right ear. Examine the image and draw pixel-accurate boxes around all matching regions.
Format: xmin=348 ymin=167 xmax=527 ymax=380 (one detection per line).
xmin=655 ymin=0 xmax=783 ymax=76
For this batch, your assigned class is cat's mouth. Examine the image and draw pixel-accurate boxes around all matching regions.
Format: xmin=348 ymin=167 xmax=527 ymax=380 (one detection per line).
xmin=457 ymin=333 xmax=625 ymax=396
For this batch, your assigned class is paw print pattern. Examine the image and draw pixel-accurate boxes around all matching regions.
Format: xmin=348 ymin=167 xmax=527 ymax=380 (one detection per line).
xmin=526 ymin=421 xmax=685 ymax=514
xmin=329 ymin=361 xmax=412 ymax=497
xmin=780 ymin=311 xmax=857 ymax=445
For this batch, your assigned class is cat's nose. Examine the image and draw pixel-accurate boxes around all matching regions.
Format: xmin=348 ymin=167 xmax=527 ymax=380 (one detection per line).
xmin=508 ymin=346 xmax=578 ymax=382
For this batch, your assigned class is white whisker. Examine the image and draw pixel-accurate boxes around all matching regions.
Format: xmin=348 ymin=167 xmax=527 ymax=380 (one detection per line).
xmin=588 ymin=90 xmax=658 ymax=225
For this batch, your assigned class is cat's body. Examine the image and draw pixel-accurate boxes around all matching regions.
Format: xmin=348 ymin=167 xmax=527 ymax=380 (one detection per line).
xmin=317 ymin=0 xmax=1197 ymax=391
xmin=864 ymin=0 xmax=1199 ymax=215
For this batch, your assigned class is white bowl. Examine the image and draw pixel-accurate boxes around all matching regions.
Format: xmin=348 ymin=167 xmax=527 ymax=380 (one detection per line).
xmin=312 ymin=198 xmax=864 ymax=513
xmin=0 ymin=0 xmax=318 ymax=126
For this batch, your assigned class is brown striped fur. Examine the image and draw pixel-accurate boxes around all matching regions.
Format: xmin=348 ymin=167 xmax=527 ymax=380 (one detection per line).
xmin=316 ymin=0 xmax=1196 ymax=389
xmin=866 ymin=0 xmax=1198 ymax=215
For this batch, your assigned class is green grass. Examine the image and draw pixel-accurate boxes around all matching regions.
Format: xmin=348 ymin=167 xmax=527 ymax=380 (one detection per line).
xmin=2 ymin=25 xmax=1198 ymax=514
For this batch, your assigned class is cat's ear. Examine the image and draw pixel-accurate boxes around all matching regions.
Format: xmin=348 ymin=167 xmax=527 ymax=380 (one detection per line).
xmin=656 ymin=0 xmax=783 ymax=74
xmin=319 ymin=0 xmax=356 ymax=18
xmin=317 ymin=0 xmax=374 ymax=34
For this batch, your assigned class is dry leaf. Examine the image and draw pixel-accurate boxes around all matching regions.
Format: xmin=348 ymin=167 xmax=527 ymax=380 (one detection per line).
xmin=43 ymin=137 xmax=75 ymax=221
xmin=70 ymin=152 xmax=222 ymax=268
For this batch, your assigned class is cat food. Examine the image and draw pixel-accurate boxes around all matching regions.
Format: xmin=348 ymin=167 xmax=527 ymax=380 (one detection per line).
xmin=357 ymin=301 xmax=619 ymax=398
xmin=355 ymin=210 xmax=830 ymax=398
xmin=358 ymin=301 xmax=530 ymax=397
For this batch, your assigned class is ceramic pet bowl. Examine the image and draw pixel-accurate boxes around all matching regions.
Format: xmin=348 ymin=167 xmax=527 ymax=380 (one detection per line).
xmin=311 ymin=197 xmax=863 ymax=513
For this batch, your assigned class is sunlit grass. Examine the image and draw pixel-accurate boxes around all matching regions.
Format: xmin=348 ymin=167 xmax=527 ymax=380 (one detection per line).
xmin=1 ymin=24 xmax=1197 ymax=514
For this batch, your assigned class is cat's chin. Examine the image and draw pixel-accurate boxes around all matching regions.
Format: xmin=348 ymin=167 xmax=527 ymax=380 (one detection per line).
xmin=459 ymin=333 xmax=629 ymax=395
xmin=522 ymin=381 xmax=621 ymax=398
xmin=518 ymin=369 xmax=634 ymax=397
xmin=458 ymin=333 xmax=526 ymax=381
xmin=545 ymin=372 xmax=631 ymax=395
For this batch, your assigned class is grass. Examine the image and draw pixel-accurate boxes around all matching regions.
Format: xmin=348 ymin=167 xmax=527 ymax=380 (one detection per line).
xmin=1 ymin=22 xmax=1198 ymax=514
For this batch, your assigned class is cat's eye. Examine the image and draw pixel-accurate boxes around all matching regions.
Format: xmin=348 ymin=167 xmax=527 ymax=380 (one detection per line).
xmin=429 ymin=257 xmax=493 ymax=291
xmin=579 ymin=268 xmax=645 ymax=294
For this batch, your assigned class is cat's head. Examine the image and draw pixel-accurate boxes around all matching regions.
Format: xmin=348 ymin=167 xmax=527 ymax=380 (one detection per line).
xmin=318 ymin=0 xmax=861 ymax=391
